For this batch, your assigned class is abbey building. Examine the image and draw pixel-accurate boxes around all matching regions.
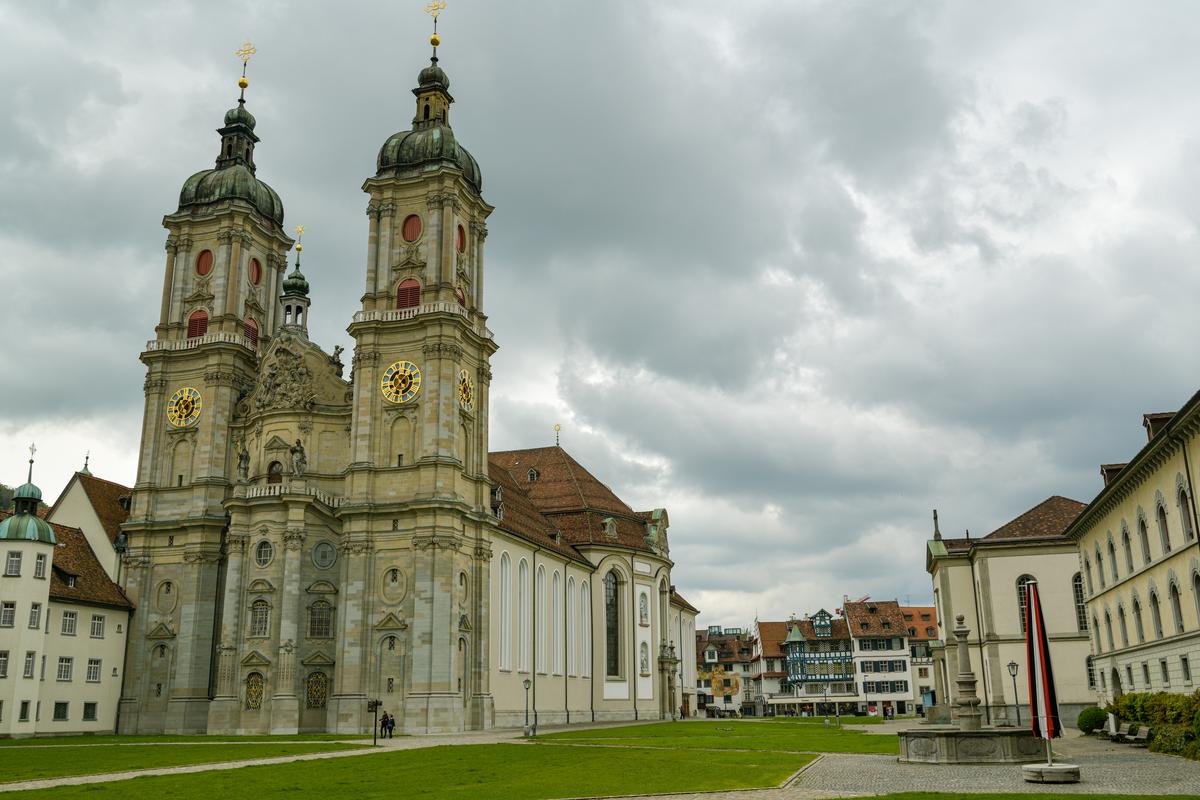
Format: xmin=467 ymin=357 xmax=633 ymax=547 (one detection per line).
xmin=114 ymin=47 xmax=697 ymax=735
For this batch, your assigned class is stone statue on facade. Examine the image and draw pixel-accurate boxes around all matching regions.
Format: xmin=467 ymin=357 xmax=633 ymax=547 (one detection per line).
xmin=236 ymin=441 xmax=250 ymax=483
xmin=330 ymin=345 xmax=345 ymax=378
xmin=291 ymin=439 xmax=307 ymax=476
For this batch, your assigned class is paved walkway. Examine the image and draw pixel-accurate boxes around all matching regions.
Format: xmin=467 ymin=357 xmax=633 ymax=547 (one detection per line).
xmin=3 ymin=721 xmax=1199 ymax=797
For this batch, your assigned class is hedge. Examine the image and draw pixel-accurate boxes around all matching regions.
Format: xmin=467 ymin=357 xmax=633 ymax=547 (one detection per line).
xmin=1077 ymin=706 xmax=1106 ymax=734
xmin=1104 ymin=690 xmax=1200 ymax=759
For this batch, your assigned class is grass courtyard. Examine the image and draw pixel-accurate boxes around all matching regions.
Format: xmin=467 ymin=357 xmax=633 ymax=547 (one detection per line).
xmin=0 ymin=741 xmax=368 ymax=784
xmin=538 ymin=718 xmax=900 ymax=754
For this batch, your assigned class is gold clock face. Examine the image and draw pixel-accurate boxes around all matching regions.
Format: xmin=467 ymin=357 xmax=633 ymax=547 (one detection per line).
xmin=381 ymin=360 xmax=422 ymax=404
xmin=458 ymin=369 xmax=474 ymax=411
xmin=166 ymin=386 xmax=203 ymax=427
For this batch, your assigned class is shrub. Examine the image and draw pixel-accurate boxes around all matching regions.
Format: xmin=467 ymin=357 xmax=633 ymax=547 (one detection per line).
xmin=1148 ymin=724 xmax=1194 ymax=756
xmin=1077 ymin=707 xmax=1106 ymax=734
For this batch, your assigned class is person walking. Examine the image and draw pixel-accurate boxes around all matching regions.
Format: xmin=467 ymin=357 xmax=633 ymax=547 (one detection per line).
xmin=380 ymin=711 xmax=390 ymax=739
xmin=386 ymin=713 xmax=396 ymax=738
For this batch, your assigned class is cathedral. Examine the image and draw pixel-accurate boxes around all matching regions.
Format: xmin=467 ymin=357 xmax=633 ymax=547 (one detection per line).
xmin=115 ymin=34 xmax=696 ymax=735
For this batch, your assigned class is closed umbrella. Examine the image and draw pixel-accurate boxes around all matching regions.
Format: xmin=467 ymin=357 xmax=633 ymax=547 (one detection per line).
xmin=1024 ymin=580 xmax=1061 ymax=763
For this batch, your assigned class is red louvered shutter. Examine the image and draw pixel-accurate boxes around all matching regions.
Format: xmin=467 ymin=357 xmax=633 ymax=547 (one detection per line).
xmin=187 ymin=310 xmax=209 ymax=338
xmin=456 ymin=224 xmax=466 ymax=253
xmin=402 ymin=214 xmax=423 ymax=242
xmin=455 ymin=287 xmax=467 ymax=307
xmin=243 ymin=318 xmax=259 ymax=347
xmin=248 ymin=258 xmax=262 ymax=285
xmin=396 ymin=279 xmax=421 ymax=309
xmin=195 ymin=249 xmax=213 ymax=276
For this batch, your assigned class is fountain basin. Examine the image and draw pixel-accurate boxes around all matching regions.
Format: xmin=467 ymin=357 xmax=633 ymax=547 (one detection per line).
xmin=898 ymin=725 xmax=1042 ymax=764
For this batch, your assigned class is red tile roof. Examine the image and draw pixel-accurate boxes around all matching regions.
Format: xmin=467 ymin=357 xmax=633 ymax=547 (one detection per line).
xmin=982 ymin=496 xmax=1086 ymax=541
xmin=0 ymin=512 xmax=132 ymax=610
xmin=756 ymin=620 xmax=789 ymax=658
xmin=899 ymin=605 xmax=938 ymax=641
xmin=790 ymin=617 xmax=851 ymax=640
xmin=670 ymin=588 xmax=699 ymax=614
xmin=74 ymin=473 xmax=132 ymax=544
xmin=487 ymin=458 xmax=587 ymax=564
xmin=842 ymin=600 xmax=906 ymax=638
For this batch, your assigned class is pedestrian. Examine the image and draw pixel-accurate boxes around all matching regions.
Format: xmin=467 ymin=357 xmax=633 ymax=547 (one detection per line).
xmin=380 ymin=711 xmax=389 ymax=738
xmin=386 ymin=714 xmax=395 ymax=738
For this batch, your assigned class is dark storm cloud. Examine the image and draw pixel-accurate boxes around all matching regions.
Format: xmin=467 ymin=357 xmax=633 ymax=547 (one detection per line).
xmin=5 ymin=0 xmax=1200 ymax=625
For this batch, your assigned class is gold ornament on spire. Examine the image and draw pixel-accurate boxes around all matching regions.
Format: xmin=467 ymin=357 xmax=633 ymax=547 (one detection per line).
xmin=234 ymin=41 xmax=256 ymax=96
xmin=554 ymin=423 xmax=561 ymax=446
xmin=425 ymin=1 xmax=447 ymax=48
xmin=294 ymin=224 xmax=305 ymax=252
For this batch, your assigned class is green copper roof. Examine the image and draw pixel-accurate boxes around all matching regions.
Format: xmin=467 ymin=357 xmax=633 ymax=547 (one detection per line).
xmin=377 ymin=124 xmax=482 ymax=193
xmin=784 ymin=625 xmax=805 ymax=643
xmin=418 ymin=62 xmax=450 ymax=92
xmin=13 ymin=481 xmax=41 ymax=501
xmin=179 ymin=164 xmax=284 ymax=225
xmin=0 ymin=513 xmax=56 ymax=545
xmin=282 ymin=266 xmax=309 ymax=296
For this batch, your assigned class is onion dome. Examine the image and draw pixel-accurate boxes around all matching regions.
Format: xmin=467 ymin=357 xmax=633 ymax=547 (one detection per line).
xmin=376 ymin=57 xmax=482 ymax=194
xmin=177 ymin=77 xmax=284 ymax=225
xmin=1 ymin=453 xmax=56 ymax=545
xmin=282 ymin=264 xmax=309 ymax=296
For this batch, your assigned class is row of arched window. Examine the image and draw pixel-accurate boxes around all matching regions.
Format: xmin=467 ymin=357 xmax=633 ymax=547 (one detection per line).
xmin=243 ymin=670 xmax=328 ymax=710
xmin=246 ymin=599 xmax=334 ymax=639
xmin=1092 ymin=573 xmax=1198 ymax=654
xmin=1016 ymin=574 xmax=1090 ymax=635
xmin=1082 ymin=490 xmax=1197 ymax=595
xmin=497 ymin=553 xmax=594 ymax=678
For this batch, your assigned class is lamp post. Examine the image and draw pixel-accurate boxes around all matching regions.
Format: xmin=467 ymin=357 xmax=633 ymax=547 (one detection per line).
xmin=1007 ymin=661 xmax=1020 ymax=726
xmin=823 ymin=682 xmax=830 ymax=725
xmin=523 ymin=678 xmax=532 ymax=735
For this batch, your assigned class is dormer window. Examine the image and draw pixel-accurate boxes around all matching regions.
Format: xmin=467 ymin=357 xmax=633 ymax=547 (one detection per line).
xmin=602 ymin=518 xmax=617 ymax=538
xmin=67 ymin=576 xmax=77 ymax=588
xmin=527 ymin=468 xmax=539 ymax=482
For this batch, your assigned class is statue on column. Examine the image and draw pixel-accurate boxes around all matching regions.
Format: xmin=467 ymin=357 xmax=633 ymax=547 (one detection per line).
xmin=236 ymin=441 xmax=251 ymax=483
xmin=290 ymin=439 xmax=307 ymax=476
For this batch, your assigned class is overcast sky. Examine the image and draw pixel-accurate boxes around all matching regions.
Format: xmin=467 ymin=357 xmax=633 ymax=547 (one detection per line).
xmin=4 ymin=0 xmax=1200 ymax=627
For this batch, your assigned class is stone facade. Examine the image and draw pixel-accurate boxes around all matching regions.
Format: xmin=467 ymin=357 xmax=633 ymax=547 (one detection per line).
xmin=115 ymin=52 xmax=692 ymax=735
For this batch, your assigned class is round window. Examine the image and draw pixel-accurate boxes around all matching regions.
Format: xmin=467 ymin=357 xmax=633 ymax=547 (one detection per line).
xmin=312 ymin=541 xmax=337 ymax=570
xmin=456 ymin=224 xmax=466 ymax=253
xmin=156 ymin=581 xmax=177 ymax=614
xmin=402 ymin=214 xmax=423 ymax=243
xmin=248 ymin=257 xmax=262 ymax=285
xmin=255 ymin=540 xmax=274 ymax=568
xmin=196 ymin=249 xmax=214 ymax=276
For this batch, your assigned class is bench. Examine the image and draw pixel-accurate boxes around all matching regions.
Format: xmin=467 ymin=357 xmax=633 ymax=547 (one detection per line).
xmin=1108 ymin=722 xmax=1136 ymax=742
xmin=1127 ymin=726 xmax=1152 ymax=747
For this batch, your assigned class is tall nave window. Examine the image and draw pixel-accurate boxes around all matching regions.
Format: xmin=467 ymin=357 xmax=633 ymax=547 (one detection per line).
xmin=604 ymin=570 xmax=621 ymax=677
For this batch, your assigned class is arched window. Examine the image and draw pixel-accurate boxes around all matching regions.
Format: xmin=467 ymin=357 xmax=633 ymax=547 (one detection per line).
xmin=536 ymin=565 xmax=547 ymax=673
xmin=1149 ymin=590 xmax=1164 ymax=639
xmin=1071 ymin=573 xmax=1087 ymax=631
xmin=1194 ymin=572 xmax=1200 ymax=624
xmin=1158 ymin=504 xmax=1172 ymax=554
xmin=498 ymin=553 xmax=511 ymax=670
xmin=423 ymin=103 xmax=430 ymax=120
xmin=1086 ymin=655 xmax=1095 ymax=689
xmin=401 ymin=214 xmax=423 ymax=243
xmin=1083 ymin=556 xmax=1094 ymax=595
xmin=308 ymin=601 xmax=333 ymax=638
xmin=551 ymin=571 xmax=562 ymax=675
xmin=267 ymin=461 xmax=283 ymax=484
xmin=517 ymin=559 xmax=529 ymax=672
xmin=1091 ymin=615 xmax=1101 ymax=652
xmin=1132 ymin=598 xmax=1145 ymax=642
xmin=244 ymin=317 xmax=259 ymax=347
xmin=456 ymin=224 xmax=466 ymax=253
xmin=306 ymin=671 xmax=328 ymax=708
xmin=1122 ymin=528 xmax=1134 ymax=573
xmin=1095 ymin=547 xmax=1106 ymax=589
xmin=604 ymin=570 xmax=621 ymax=677
xmin=1016 ymin=575 xmax=1036 ymax=634
xmin=187 ymin=309 xmax=209 ymax=338
xmin=1169 ymin=582 xmax=1184 ymax=634
xmin=245 ymin=671 xmax=264 ymax=709
xmin=1181 ymin=489 xmax=1196 ymax=541
xmin=249 ymin=600 xmax=270 ymax=637
xmin=581 ymin=580 xmax=592 ymax=678
xmin=1104 ymin=610 xmax=1114 ymax=650
xmin=396 ymin=278 xmax=421 ymax=309
xmin=255 ymin=540 xmax=274 ymax=567
xmin=566 ymin=576 xmax=576 ymax=676
xmin=248 ymin=257 xmax=262 ymax=285
xmin=1107 ymin=539 xmax=1119 ymax=582
xmin=455 ymin=286 xmax=467 ymax=307
xmin=1138 ymin=517 xmax=1151 ymax=564
xmin=1117 ymin=605 xmax=1129 ymax=647
xmin=196 ymin=249 xmax=213 ymax=276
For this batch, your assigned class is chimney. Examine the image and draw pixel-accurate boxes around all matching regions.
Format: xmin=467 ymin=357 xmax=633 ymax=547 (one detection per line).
xmin=1142 ymin=412 xmax=1175 ymax=441
xmin=1101 ymin=463 xmax=1128 ymax=486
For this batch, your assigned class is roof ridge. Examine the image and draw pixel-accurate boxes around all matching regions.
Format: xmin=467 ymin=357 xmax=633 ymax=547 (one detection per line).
xmin=77 ymin=472 xmax=133 ymax=492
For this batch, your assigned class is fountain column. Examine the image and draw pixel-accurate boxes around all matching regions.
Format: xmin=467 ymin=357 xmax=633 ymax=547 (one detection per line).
xmin=953 ymin=614 xmax=982 ymax=731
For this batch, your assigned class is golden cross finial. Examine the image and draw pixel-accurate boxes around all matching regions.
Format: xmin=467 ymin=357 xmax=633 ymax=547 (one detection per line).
xmin=425 ymin=1 xmax=447 ymax=19
xmin=235 ymin=41 xmax=257 ymax=65
xmin=294 ymin=224 xmax=305 ymax=253
xmin=554 ymin=423 xmax=561 ymax=446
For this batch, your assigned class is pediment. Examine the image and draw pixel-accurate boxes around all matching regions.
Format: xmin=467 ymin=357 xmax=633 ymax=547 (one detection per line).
xmin=246 ymin=337 xmax=350 ymax=414
xmin=241 ymin=649 xmax=272 ymax=667
xmin=264 ymin=435 xmax=292 ymax=452
xmin=184 ymin=279 xmax=214 ymax=307
xmin=301 ymin=650 xmax=336 ymax=667
xmin=146 ymin=622 xmax=176 ymax=640
xmin=376 ymin=611 xmax=409 ymax=630
xmin=459 ymin=614 xmax=472 ymax=632
xmin=248 ymin=578 xmax=275 ymax=594
xmin=306 ymin=580 xmax=338 ymax=595
xmin=244 ymin=294 xmax=267 ymax=317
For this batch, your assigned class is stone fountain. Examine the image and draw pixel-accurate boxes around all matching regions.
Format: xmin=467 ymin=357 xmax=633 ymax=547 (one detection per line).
xmin=898 ymin=615 xmax=1041 ymax=764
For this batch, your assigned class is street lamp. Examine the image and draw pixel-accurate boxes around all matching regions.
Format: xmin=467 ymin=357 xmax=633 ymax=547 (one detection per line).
xmin=823 ymin=682 xmax=830 ymax=725
xmin=523 ymin=678 xmax=532 ymax=735
xmin=1007 ymin=661 xmax=1020 ymax=726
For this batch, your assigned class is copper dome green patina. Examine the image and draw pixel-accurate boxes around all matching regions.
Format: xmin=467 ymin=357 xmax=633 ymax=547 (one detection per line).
xmin=376 ymin=59 xmax=482 ymax=194
xmin=1 ymin=461 xmax=55 ymax=545
xmin=177 ymin=97 xmax=284 ymax=225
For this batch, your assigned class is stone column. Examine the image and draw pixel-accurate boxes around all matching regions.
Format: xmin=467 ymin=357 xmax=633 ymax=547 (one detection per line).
xmin=166 ymin=547 xmax=221 ymax=733
xmin=270 ymin=526 xmax=305 ymax=732
xmin=470 ymin=221 xmax=487 ymax=310
xmin=159 ymin=239 xmax=178 ymax=328
xmin=332 ymin=540 xmax=372 ymax=732
xmin=438 ymin=195 xmax=457 ymax=289
xmin=224 ymin=231 xmax=244 ymax=319
xmin=425 ymin=195 xmax=442 ymax=290
xmin=364 ymin=202 xmax=380 ymax=301
xmin=170 ymin=237 xmax=193 ymax=335
xmin=376 ymin=204 xmax=395 ymax=306
xmin=118 ymin=554 xmax=152 ymax=733
xmin=470 ymin=540 xmax=494 ymax=729
xmin=406 ymin=533 xmax=462 ymax=733
xmin=952 ymin=615 xmax=982 ymax=731
xmin=207 ymin=532 xmax=247 ymax=733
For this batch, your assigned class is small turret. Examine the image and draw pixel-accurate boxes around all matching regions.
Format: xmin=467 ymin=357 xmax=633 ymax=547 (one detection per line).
xmin=280 ymin=224 xmax=311 ymax=335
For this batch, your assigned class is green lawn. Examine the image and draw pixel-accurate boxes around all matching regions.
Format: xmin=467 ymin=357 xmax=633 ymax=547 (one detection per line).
xmin=0 ymin=733 xmax=372 ymax=747
xmin=5 ymin=743 xmax=807 ymax=799
xmin=0 ymin=742 xmax=368 ymax=784
xmin=539 ymin=719 xmax=899 ymax=754
xmin=757 ymin=714 xmax=883 ymax=725
xmin=868 ymin=796 xmax=1200 ymax=800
